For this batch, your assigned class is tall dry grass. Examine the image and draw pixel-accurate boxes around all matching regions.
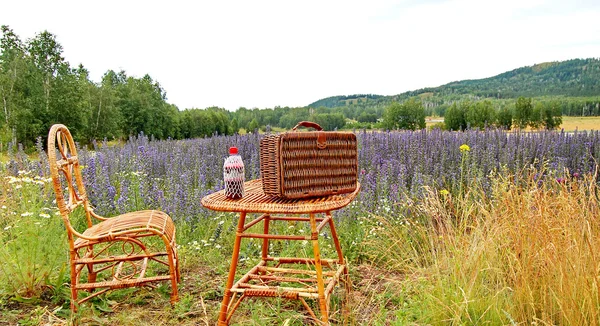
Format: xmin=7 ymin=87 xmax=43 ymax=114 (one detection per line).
xmin=369 ymin=170 xmax=600 ymax=325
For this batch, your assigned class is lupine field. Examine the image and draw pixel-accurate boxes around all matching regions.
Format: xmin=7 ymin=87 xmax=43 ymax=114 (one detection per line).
xmin=2 ymin=129 xmax=600 ymax=324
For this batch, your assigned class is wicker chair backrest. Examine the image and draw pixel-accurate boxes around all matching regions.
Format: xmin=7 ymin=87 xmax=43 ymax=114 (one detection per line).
xmin=47 ymin=124 xmax=94 ymax=231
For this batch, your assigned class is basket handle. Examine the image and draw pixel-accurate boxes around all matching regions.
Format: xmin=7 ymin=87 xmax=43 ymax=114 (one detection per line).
xmin=291 ymin=121 xmax=323 ymax=131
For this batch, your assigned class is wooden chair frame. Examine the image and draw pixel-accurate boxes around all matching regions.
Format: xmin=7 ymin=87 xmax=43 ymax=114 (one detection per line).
xmin=47 ymin=124 xmax=179 ymax=311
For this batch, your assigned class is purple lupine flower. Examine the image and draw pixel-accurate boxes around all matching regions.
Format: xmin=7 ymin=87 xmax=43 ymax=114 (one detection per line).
xmin=10 ymin=127 xmax=595 ymax=228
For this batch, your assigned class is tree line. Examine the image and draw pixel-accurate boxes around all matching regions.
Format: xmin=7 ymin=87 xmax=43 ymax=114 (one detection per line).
xmin=0 ymin=26 xmax=354 ymax=149
xmin=379 ymin=96 xmax=562 ymax=131
xmin=0 ymin=26 xmax=594 ymax=150
xmin=0 ymin=26 xmax=236 ymax=148
xmin=442 ymin=97 xmax=562 ymax=131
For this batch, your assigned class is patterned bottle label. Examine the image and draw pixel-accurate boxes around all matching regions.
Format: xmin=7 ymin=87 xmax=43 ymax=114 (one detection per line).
xmin=224 ymin=155 xmax=245 ymax=199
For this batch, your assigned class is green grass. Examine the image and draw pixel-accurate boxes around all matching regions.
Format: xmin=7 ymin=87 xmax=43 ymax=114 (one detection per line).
xmin=0 ymin=170 xmax=405 ymax=324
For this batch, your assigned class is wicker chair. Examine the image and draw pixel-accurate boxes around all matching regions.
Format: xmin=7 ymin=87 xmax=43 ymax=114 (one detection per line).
xmin=47 ymin=124 xmax=179 ymax=311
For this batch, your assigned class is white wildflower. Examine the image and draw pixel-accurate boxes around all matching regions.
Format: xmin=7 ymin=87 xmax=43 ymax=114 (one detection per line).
xmin=39 ymin=213 xmax=51 ymax=218
xmin=3 ymin=225 xmax=11 ymax=231
xmin=34 ymin=175 xmax=51 ymax=183
xmin=215 ymin=244 xmax=222 ymax=249
xmin=21 ymin=212 xmax=33 ymax=217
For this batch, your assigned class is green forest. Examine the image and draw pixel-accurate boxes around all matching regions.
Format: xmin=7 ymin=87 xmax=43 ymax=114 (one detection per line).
xmin=1 ymin=25 xmax=599 ymax=149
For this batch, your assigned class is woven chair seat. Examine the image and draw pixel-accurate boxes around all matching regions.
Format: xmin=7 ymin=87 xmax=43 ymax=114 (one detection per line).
xmin=74 ymin=210 xmax=175 ymax=248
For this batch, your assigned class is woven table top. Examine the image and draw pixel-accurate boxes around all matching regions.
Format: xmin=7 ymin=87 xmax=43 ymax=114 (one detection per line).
xmin=201 ymin=179 xmax=360 ymax=214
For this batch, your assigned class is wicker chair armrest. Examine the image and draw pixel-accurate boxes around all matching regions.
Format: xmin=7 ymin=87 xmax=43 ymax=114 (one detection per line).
xmin=65 ymin=224 xmax=91 ymax=241
xmin=90 ymin=209 xmax=108 ymax=221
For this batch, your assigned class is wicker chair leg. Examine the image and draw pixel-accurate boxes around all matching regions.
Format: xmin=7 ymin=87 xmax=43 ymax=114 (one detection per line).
xmin=176 ymin=256 xmax=181 ymax=282
xmin=168 ymin=250 xmax=179 ymax=304
xmin=69 ymin=251 xmax=79 ymax=312
xmin=70 ymin=287 xmax=78 ymax=312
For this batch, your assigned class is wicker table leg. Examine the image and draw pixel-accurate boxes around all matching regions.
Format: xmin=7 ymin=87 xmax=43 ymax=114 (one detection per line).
xmin=327 ymin=212 xmax=352 ymax=321
xmin=327 ymin=211 xmax=351 ymax=292
xmin=218 ymin=212 xmax=247 ymax=326
xmin=309 ymin=213 xmax=329 ymax=325
xmin=261 ymin=214 xmax=271 ymax=262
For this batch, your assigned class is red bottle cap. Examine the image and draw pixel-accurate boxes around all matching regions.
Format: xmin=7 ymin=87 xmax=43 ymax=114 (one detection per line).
xmin=229 ymin=147 xmax=238 ymax=155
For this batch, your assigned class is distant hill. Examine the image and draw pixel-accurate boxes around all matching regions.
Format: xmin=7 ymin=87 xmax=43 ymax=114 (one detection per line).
xmin=309 ymin=58 xmax=600 ymax=108
xmin=308 ymin=94 xmax=384 ymax=108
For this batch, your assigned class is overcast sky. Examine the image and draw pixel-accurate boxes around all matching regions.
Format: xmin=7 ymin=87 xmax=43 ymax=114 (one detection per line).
xmin=2 ymin=0 xmax=599 ymax=111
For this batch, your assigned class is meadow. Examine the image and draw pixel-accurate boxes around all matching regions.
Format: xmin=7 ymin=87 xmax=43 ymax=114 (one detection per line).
xmin=1 ymin=128 xmax=600 ymax=325
xmin=560 ymin=116 xmax=600 ymax=132
xmin=424 ymin=115 xmax=600 ymax=131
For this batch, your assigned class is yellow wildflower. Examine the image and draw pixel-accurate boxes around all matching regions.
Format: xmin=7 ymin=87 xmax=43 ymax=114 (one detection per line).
xmin=460 ymin=144 xmax=470 ymax=152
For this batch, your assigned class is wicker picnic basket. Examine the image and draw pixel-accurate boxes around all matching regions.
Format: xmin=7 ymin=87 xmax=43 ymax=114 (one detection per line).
xmin=260 ymin=121 xmax=358 ymax=199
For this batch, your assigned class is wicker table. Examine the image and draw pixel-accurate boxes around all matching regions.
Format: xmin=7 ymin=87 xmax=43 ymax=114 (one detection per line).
xmin=201 ymin=179 xmax=360 ymax=325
